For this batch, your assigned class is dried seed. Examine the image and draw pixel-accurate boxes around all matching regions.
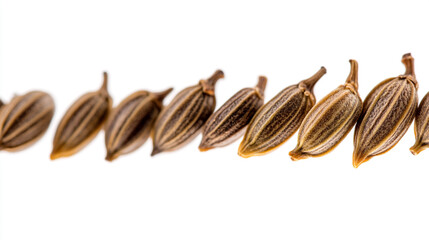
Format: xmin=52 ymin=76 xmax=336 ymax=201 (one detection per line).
xmin=410 ymin=91 xmax=429 ymax=155
xmin=238 ymin=67 xmax=326 ymax=158
xmin=151 ymin=70 xmax=224 ymax=156
xmin=353 ymin=53 xmax=418 ymax=168
xmin=0 ymin=91 xmax=55 ymax=151
xmin=104 ymin=88 xmax=173 ymax=161
xmin=51 ymin=72 xmax=112 ymax=160
xmin=290 ymin=60 xmax=362 ymax=160
xmin=199 ymin=76 xmax=267 ymax=151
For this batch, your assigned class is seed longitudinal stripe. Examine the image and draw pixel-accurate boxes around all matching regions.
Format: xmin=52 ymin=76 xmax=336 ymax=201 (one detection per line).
xmin=410 ymin=92 xmax=429 ymax=155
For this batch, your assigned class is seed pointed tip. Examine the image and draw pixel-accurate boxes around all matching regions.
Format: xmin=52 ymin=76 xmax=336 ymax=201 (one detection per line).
xmin=198 ymin=141 xmax=213 ymax=152
xmin=207 ymin=69 xmax=225 ymax=85
xmin=50 ymin=152 xmax=60 ymax=160
xmin=151 ymin=147 xmax=162 ymax=156
xmin=346 ymin=59 xmax=359 ymax=89
xmin=154 ymin=88 xmax=174 ymax=102
xmin=401 ymin=53 xmax=416 ymax=78
xmin=256 ymin=76 xmax=268 ymax=92
xmin=100 ymin=71 xmax=109 ymax=92
xmin=301 ymin=67 xmax=327 ymax=91
xmin=352 ymin=153 xmax=368 ymax=168
xmin=289 ymin=148 xmax=307 ymax=161
xmin=105 ymin=151 xmax=117 ymax=161
xmin=410 ymin=142 xmax=427 ymax=156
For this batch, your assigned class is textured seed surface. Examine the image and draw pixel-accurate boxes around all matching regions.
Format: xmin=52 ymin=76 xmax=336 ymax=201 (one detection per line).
xmin=104 ymin=88 xmax=172 ymax=161
xmin=238 ymin=67 xmax=326 ymax=158
xmin=51 ymin=72 xmax=112 ymax=159
xmin=152 ymin=70 xmax=224 ymax=155
xmin=199 ymin=76 xmax=267 ymax=151
xmin=410 ymin=92 xmax=429 ymax=155
xmin=0 ymin=91 xmax=55 ymax=151
xmin=353 ymin=53 xmax=418 ymax=168
xmin=290 ymin=60 xmax=362 ymax=160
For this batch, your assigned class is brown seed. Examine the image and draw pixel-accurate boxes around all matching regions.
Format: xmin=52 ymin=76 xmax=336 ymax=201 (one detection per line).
xmin=104 ymin=88 xmax=173 ymax=161
xmin=410 ymin=91 xmax=429 ymax=155
xmin=290 ymin=60 xmax=362 ymax=160
xmin=238 ymin=67 xmax=326 ymax=158
xmin=0 ymin=91 xmax=55 ymax=151
xmin=151 ymin=70 xmax=224 ymax=156
xmin=51 ymin=72 xmax=112 ymax=160
xmin=199 ymin=76 xmax=267 ymax=151
xmin=353 ymin=53 xmax=418 ymax=168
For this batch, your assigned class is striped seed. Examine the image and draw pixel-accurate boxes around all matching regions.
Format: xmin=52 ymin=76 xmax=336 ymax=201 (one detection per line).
xmin=353 ymin=53 xmax=418 ymax=168
xmin=410 ymin=91 xmax=429 ymax=155
xmin=51 ymin=72 xmax=112 ymax=160
xmin=199 ymin=76 xmax=267 ymax=151
xmin=151 ymin=70 xmax=224 ymax=156
xmin=290 ymin=60 xmax=362 ymax=160
xmin=238 ymin=67 xmax=326 ymax=158
xmin=0 ymin=91 xmax=55 ymax=151
xmin=104 ymin=88 xmax=173 ymax=161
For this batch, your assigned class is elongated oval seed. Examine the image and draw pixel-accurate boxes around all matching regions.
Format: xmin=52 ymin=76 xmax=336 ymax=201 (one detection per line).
xmin=0 ymin=91 xmax=55 ymax=151
xmin=290 ymin=60 xmax=362 ymax=160
xmin=50 ymin=72 xmax=112 ymax=160
xmin=238 ymin=67 xmax=326 ymax=158
xmin=199 ymin=76 xmax=267 ymax=151
xmin=353 ymin=53 xmax=418 ymax=168
xmin=410 ymin=92 xmax=429 ymax=155
xmin=104 ymin=88 xmax=173 ymax=161
xmin=151 ymin=70 xmax=224 ymax=156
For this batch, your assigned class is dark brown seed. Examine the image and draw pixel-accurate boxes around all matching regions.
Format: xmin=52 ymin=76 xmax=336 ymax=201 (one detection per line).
xmin=199 ymin=76 xmax=267 ymax=151
xmin=410 ymin=92 xmax=429 ymax=155
xmin=51 ymin=72 xmax=112 ymax=160
xmin=238 ymin=67 xmax=326 ymax=157
xmin=0 ymin=91 xmax=55 ymax=151
xmin=353 ymin=53 xmax=418 ymax=168
xmin=290 ymin=60 xmax=362 ymax=160
xmin=151 ymin=70 xmax=224 ymax=156
xmin=104 ymin=88 xmax=173 ymax=161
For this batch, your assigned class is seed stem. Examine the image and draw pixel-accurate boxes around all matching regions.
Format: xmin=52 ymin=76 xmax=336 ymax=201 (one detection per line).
xmin=207 ymin=70 xmax=225 ymax=86
xmin=256 ymin=76 xmax=267 ymax=92
xmin=402 ymin=53 xmax=415 ymax=78
xmin=101 ymin=72 xmax=108 ymax=92
xmin=410 ymin=142 xmax=427 ymax=155
xmin=154 ymin=88 xmax=173 ymax=102
xmin=301 ymin=67 xmax=327 ymax=92
xmin=346 ymin=59 xmax=359 ymax=90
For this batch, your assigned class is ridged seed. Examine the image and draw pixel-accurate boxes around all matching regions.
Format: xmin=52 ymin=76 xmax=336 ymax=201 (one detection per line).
xmin=410 ymin=92 xmax=429 ymax=155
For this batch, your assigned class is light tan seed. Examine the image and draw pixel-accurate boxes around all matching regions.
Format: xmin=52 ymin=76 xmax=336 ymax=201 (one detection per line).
xmin=410 ymin=91 xmax=429 ymax=155
xmin=151 ymin=70 xmax=224 ymax=156
xmin=199 ymin=76 xmax=267 ymax=151
xmin=104 ymin=88 xmax=173 ymax=161
xmin=353 ymin=53 xmax=418 ymax=168
xmin=290 ymin=60 xmax=362 ymax=160
xmin=51 ymin=72 xmax=112 ymax=160
xmin=238 ymin=67 xmax=326 ymax=158
xmin=0 ymin=91 xmax=55 ymax=151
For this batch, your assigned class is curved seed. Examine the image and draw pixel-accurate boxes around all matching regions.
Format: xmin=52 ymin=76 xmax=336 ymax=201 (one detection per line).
xmin=151 ymin=70 xmax=224 ymax=156
xmin=353 ymin=53 xmax=418 ymax=168
xmin=0 ymin=91 xmax=55 ymax=151
xmin=51 ymin=72 xmax=112 ymax=160
xmin=410 ymin=92 xmax=429 ymax=155
xmin=104 ymin=88 xmax=173 ymax=161
xmin=199 ymin=76 xmax=267 ymax=151
xmin=238 ymin=67 xmax=326 ymax=158
xmin=290 ymin=60 xmax=362 ymax=160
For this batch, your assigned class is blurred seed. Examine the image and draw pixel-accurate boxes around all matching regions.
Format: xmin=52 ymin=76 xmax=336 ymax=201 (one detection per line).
xmin=353 ymin=53 xmax=418 ymax=168
xmin=199 ymin=76 xmax=267 ymax=151
xmin=151 ymin=70 xmax=224 ymax=156
xmin=104 ymin=88 xmax=173 ymax=161
xmin=0 ymin=91 xmax=55 ymax=151
xmin=290 ymin=60 xmax=362 ymax=160
xmin=238 ymin=67 xmax=326 ymax=158
xmin=410 ymin=92 xmax=429 ymax=155
xmin=51 ymin=72 xmax=112 ymax=160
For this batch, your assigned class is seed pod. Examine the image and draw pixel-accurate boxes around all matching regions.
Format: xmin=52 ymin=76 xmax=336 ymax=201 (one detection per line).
xmin=0 ymin=91 xmax=55 ymax=151
xmin=151 ymin=70 xmax=224 ymax=156
xmin=353 ymin=53 xmax=418 ymax=168
xmin=51 ymin=72 xmax=112 ymax=160
xmin=410 ymin=92 xmax=429 ymax=155
xmin=290 ymin=60 xmax=362 ymax=160
xmin=199 ymin=76 xmax=267 ymax=151
xmin=238 ymin=67 xmax=326 ymax=158
xmin=104 ymin=88 xmax=173 ymax=161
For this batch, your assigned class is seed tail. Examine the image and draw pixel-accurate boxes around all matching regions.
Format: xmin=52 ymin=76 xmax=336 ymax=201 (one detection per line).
xmin=100 ymin=71 xmax=109 ymax=93
xmin=352 ymin=151 xmax=371 ymax=168
xmin=300 ymin=67 xmax=327 ymax=92
xmin=50 ymin=151 xmax=61 ymax=160
xmin=198 ymin=142 xmax=214 ymax=152
xmin=346 ymin=60 xmax=359 ymax=90
xmin=402 ymin=53 xmax=415 ymax=78
xmin=207 ymin=70 xmax=225 ymax=86
xmin=154 ymin=88 xmax=174 ymax=102
xmin=289 ymin=148 xmax=308 ymax=161
xmin=105 ymin=151 xmax=118 ymax=161
xmin=151 ymin=147 xmax=162 ymax=156
xmin=410 ymin=142 xmax=427 ymax=155
xmin=256 ymin=76 xmax=268 ymax=92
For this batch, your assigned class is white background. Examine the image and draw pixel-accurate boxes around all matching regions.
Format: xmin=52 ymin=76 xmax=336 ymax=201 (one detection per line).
xmin=1 ymin=0 xmax=429 ymax=239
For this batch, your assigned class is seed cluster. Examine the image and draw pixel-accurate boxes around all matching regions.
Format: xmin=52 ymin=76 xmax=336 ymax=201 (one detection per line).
xmin=0 ymin=53 xmax=427 ymax=167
